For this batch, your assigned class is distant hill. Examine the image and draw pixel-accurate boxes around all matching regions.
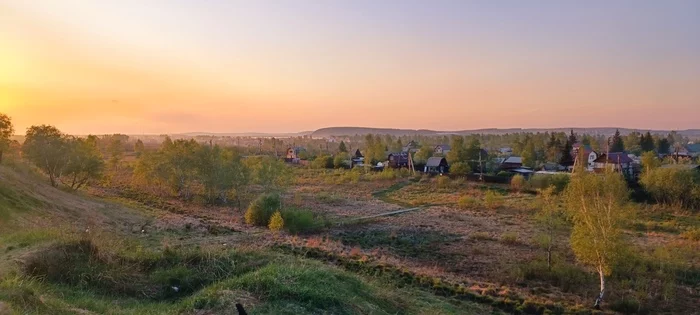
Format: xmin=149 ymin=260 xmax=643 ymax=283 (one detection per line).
xmin=178 ymin=131 xmax=314 ymax=138
xmin=312 ymin=127 xmax=700 ymax=138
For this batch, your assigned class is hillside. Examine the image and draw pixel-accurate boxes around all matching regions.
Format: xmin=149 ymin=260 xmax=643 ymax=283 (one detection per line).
xmin=0 ymin=164 xmax=497 ymax=315
xmin=311 ymin=126 xmax=700 ymax=138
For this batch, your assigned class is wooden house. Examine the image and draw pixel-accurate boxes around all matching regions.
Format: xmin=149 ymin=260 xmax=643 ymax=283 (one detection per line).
xmin=497 ymin=156 xmax=523 ymax=170
xmin=434 ymin=144 xmax=451 ymax=156
xmin=285 ymin=147 xmax=306 ymax=162
xmin=592 ymin=153 xmax=637 ymax=179
xmin=424 ymin=157 xmax=448 ymax=174
xmin=351 ymin=149 xmax=365 ymax=167
xmin=388 ymin=152 xmax=410 ymax=168
xmin=571 ymin=143 xmax=598 ymax=170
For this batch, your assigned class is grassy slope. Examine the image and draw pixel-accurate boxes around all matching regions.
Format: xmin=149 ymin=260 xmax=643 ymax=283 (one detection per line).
xmin=0 ymin=164 xmax=496 ymax=315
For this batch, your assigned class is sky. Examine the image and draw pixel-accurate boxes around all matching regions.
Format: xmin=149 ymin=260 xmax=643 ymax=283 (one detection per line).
xmin=1 ymin=0 xmax=699 ymax=135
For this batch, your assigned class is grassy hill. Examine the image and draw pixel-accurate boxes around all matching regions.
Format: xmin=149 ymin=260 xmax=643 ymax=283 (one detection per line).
xmin=0 ymin=163 xmax=496 ymax=315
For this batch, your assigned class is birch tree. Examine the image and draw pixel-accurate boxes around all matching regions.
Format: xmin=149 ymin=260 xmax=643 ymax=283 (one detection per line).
xmin=564 ymin=169 xmax=631 ymax=309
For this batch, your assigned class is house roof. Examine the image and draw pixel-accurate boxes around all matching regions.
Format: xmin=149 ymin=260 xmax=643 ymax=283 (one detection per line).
xmin=435 ymin=144 xmax=451 ymax=151
xmin=426 ymin=157 xmax=447 ymax=167
xmin=686 ymin=143 xmax=700 ymax=153
xmin=503 ymin=156 xmax=522 ymax=164
xmin=594 ymin=152 xmax=633 ymax=164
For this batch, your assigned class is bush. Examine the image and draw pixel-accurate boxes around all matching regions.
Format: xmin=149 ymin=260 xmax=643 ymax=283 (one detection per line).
xmin=501 ymin=232 xmax=519 ymax=245
xmin=333 ymin=153 xmax=351 ymax=169
xmin=378 ymin=167 xmax=397 ymax=180
xmin=245 ymin=193 xmax=281 ymax=226
xmin=457 ymin=195 xmax=479 ymax=210
xmin=484 ymin=190 xmax=502 ymax=209
xmin=282 ymin=208 xmax=326 ymax=234
xmin=510 ymin=174 xmax=527 ymax=192
xmin=529 ymin=173 xmax=570 ymax=193
xmin=268 ymin=211 xmax=284 ymax=232
xmin=311 ymin=155 xmax=334 ymax=169
xmin=450 ymin=162 xmax=470 ymax=175
xmin=640 ymin=167 xmax=700 ymax=210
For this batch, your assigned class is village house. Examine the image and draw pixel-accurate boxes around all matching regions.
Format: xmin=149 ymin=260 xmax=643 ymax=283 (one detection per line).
xmin=402 ymin=140 xmax=419 ymax=153
xmin=497 ymin=156 xmax=523 ymax=170
xmin=434 ymin=144 xmax=451 ymax=156
xmin=387 ymin=152 xmax=410 ymax=168
xmin=424 ymin=157 xmax=449 ymax=174
xmin=285 ymin=147 xmax=306 ymax=162
xmin=571 ymin=143 xmax=598 ymax=170
xmin=592 ymin=152 xmax=637 ymax=179
xmin=351 ymin=149 xmax=365 ymax=167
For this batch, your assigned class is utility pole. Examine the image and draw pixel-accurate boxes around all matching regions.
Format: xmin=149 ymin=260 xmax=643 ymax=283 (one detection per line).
xmin=479 ymin=150 xmax=484 ymax=182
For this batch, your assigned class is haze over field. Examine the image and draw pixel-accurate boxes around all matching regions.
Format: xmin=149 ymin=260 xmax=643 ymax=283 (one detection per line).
xmin=1 ymin=0 xmax=699 ymax=134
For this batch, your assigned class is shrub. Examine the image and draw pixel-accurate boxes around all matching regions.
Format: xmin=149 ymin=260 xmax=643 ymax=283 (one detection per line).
xmin=333 ymin=153 xmax=351 ymax=169
xmin=529 ymin=174 xmax=570 ymax=193
xmin=501 ymin=232 xmax=519 ymax=245
xmin=510 ymin=174 xmax=527 ymax=192
xmin=268 ymin=211 xmax=284 ymax=232
xmin=378 ymin=167 xmax=397 ymax=180
xmin=640 ymin=167 xmax=700 ymax=210
xmin=450 ymin=162 xmax=470 ymax=175
xmin=311 ymin=155 xmax=334 ymax=169
xmin=458 ymin=195 xmax=479 ymax=210
xmin=282 ymin=208 xmax=326 ymax=235
xmin=245 ymin=193 xmax=281 ymax=226
xmin=484 ymin=190 xmax=502 ymax=209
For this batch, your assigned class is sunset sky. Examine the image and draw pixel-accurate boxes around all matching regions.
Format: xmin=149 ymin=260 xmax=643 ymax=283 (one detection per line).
xmin=1 ymin=0 xmax=699 ymax=135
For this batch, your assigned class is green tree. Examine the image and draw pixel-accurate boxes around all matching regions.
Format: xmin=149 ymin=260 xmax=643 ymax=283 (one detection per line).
xmin=639 ymin=132 xmax=656 ymax=152
xmin=609 ymin=129 xmax=625 ymax=152
xmin=446 ymin=136 xmax=466 ymax=165
xmin=545 ymin=133 xmax=562 ymax=162
xmin=656 ymin=138 xmax=671 ymax=154
xmin=559 ymin=139 xmax=574 ymax=167
xmin=640 ymin=167 xmax=700 ymax=209
xmin=312 ymin=155 xmax=334 ymax=169
xmin=564 ymin=170 xmax=631 ymax=308
xmin=0 ymin=113 xmax=13 ymax=164
xmin=623 ymin=131 xmax=641 ymax=155
xmin=196 ymin=145 xmax=239 ymax=204
xmin=414 ymin=146 xmax=433 ymax=164
xmin=22 ymin=125 xmax=70 ymax=187
xmin=248 ymin=156 xmax=291 ymax=193
xmin=640 ymin=151 xmax=660 ymax=173
xmin=134 ymin=139 xmax=145 ymax=157
xmin=62 ymin=136 xmax=105 ymax=190
xmin=521 ymin=138 xmax=537 ymax=168
xmin=568 ymin=129 xmax=577 ymax=146
xmin=338 ymin=141 xmax=347 ymax=153
xmin=333 ymin=152 xmax=351 ymax=169
xmin=108 ymin=138 xmax=125 ymax=169
xmin=535 ymin=187 xmax=567 ymax=270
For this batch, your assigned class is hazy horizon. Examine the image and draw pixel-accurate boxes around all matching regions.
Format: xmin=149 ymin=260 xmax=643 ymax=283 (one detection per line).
xmin=2 ymin=0 xmax=699 ymax=135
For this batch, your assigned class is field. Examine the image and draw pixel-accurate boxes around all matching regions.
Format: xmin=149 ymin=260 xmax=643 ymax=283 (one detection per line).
xmin=1 ymin=161 xmax=699 ymax=314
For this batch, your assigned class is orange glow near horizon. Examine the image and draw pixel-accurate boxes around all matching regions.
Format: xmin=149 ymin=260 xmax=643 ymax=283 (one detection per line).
xmin=1 ymin=1 xmax=699 ymax=135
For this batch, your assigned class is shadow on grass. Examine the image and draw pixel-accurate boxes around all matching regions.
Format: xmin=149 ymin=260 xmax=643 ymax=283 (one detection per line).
xmin=333 ymin=227 xmax=461 ymax=260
